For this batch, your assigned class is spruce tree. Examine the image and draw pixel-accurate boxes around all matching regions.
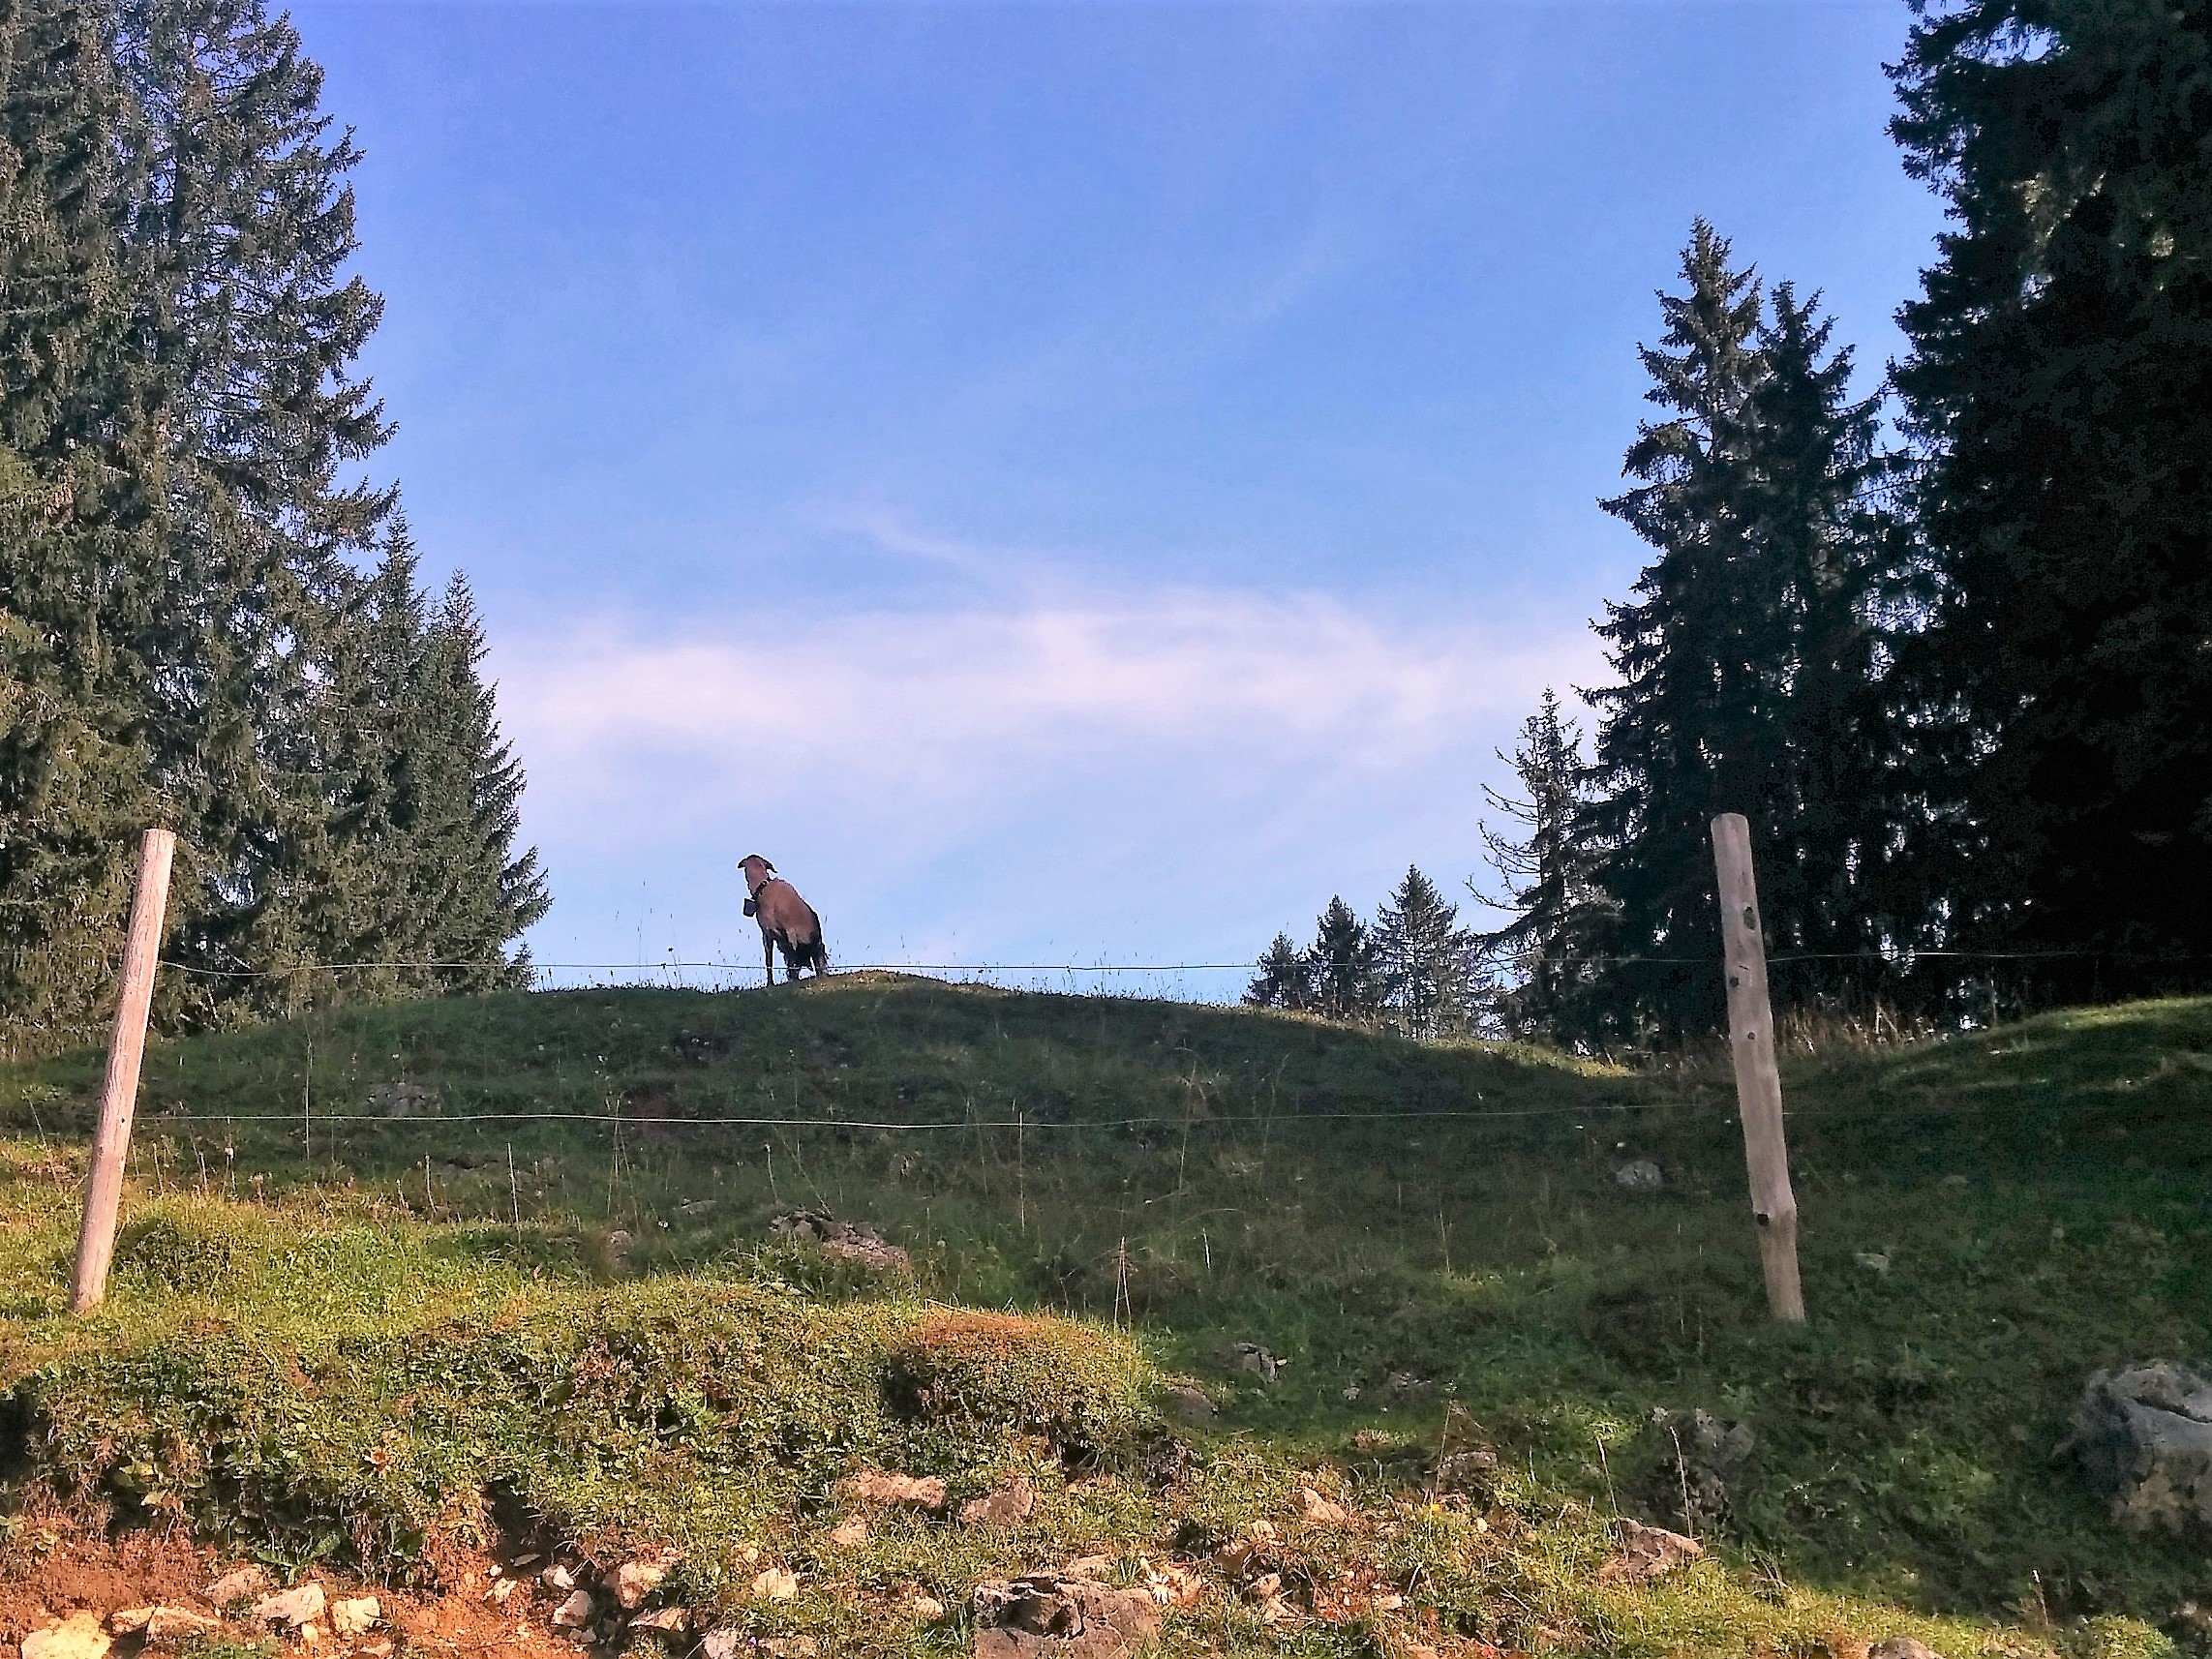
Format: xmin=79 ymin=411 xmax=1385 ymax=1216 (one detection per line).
xmin=113 ymin=0 xmax=396 ymax=1003
xmin=405 ymin=572 xmax=549 ymax=988
xmin=1735 ymin=282 xmax=1918 ymax=1009
xmin=1304 ymin=896 xmax=1379 ymax=1022
xmin=1587 ymin=224 xmax=1917 ymax=1036
xmin=1585 ymin=222 xmax=1770 ymax=1037
xmin=0 ymin=0 xmax=170 ymax=1051
xmin=1891 ymin=0 xmax=2212 ymax=999
xmin=1372 ymin=865 xmax=1481 ymax=1040
xmin=1473 ymin=691 xmax=1608 ymax=1042
xmin=1245 ymin=933 xmax=1313 ymax=1010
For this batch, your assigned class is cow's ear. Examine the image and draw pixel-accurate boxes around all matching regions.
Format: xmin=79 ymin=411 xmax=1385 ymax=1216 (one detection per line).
xmin=742 ymin=898 xmax=757 ymax=917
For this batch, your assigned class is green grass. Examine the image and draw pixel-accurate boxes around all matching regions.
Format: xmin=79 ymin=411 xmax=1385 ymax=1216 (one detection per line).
xmin=2 ymin=976 xmax=2208 ymax=1657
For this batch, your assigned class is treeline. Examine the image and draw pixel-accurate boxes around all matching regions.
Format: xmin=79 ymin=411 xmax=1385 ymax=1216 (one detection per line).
xmin=1255 ymin=0 xmax=2212 ymax=1045
xmin=0 ymin=0 xmax=546 ymax=1053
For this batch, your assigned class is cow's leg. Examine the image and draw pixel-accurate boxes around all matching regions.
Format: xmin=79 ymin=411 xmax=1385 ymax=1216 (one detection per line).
xmin=763 ymin=934 xmax=776 ymax=985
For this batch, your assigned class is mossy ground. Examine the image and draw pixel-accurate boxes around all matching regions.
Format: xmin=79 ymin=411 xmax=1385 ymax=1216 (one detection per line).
xmin=2 ymin=976 xmax=2208 ymax=1657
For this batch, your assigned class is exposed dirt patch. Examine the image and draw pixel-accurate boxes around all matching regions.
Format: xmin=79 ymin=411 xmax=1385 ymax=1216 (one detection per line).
xmin=0 ymin=1516 xmax=579 ymax=1659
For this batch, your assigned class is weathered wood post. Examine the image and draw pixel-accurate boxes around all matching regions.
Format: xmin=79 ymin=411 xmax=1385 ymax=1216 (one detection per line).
xmin=1710 ymin=812 xmax=1805 ymax=1323
xmin=70 ymin=828 xmax=176 ymax=1314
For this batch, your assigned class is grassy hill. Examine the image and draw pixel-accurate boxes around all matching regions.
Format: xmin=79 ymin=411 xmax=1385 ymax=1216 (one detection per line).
xmin=2 ymin=977 xmax=2209 ymax=1658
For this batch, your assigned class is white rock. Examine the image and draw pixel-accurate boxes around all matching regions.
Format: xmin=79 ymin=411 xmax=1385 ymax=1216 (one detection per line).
xmin=251 ymin=1584 xmax=327 ymax=1631
xmin=205 ymin=1567 xmax=272 ymax=1606
xmin=627 ymin=1608 xmax=688 ymax=1637
xmin=330 ymin=1597 xmax=379 ymax=1636
xmin=541 ymin=1563 xmax=579 ymax=1592
xmin=110 ymin=1609 xmax=218 ymax=1644
xmin=750 ymin=1566 xmax=800 ymax=1602
xmin=700 ymin=1629 xmax=745 ymax=1659
xmin=23 ymin=1613 xmax=110 ymax=1659
xmin=487 ymin=1580 xmax=518 ymax=1605
xmin=607 ymin=1558 xmax=670 ymax=1610
xmin=551 ymin=1589 xmax=596 ymax=1630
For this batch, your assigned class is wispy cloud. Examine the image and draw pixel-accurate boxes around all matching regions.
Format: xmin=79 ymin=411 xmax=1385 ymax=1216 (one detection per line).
xmin=496 ymin=585 xmax=1595 ymax=865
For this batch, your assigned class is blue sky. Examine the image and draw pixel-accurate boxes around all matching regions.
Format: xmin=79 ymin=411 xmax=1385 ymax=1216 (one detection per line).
xmin=297 ymin=0 xmax=1945 ymax=993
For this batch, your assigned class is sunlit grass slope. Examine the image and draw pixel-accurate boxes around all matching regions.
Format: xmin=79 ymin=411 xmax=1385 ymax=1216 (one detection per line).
xmin=2 ymin=978 xmax=2208 ymax=1657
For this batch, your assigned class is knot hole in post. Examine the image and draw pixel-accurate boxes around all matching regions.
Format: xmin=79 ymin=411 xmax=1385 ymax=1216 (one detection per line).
xmin=1755 ymin=1212 xmax=1772 ymax=1226
xmin=1742 ymin=905 xmax=1756 ymax=929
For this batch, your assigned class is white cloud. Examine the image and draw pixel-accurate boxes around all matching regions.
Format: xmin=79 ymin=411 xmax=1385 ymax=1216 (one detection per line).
xmin=496 ymin=586 xmax=1594 ymax=851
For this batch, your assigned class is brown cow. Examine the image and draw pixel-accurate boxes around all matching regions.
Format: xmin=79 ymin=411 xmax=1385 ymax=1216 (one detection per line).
xmin=739 ymin=855 xmax=830 ymax=983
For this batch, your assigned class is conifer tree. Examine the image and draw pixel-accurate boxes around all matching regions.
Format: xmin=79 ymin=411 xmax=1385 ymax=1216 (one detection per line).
xmin=112 ymin=0 xmax=396 ymax=999
xmin=405 ymin=571 xmax=549 ymax=987
xmin=1473 ymin=691 xmax=1608 ymax=1042
xmin=0 ymin=0 xmax=170 ymax=1049
xmin=1372 ymin=864 xmax=1481 ymax=1040
xmin=1584 ymin=222 xmax=1770 ymax=1037
xmin=1586 ymin=225 xmax=1916 ymax=1036
xmin=1734 ymin=282 xmax=1917 ymax=1006
xmin=1891 ymin=0 xmax=2212 ymax=999
xmin=1304 ymin=896 xmax=1378 ymax=1022
xmin=1245 ymin=933 xmax=1312 ymax=1010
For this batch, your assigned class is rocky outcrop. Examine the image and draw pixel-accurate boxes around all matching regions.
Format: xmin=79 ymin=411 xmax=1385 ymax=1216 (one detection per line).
xmin=2064 ymin=1362 xmax=2212 ymax=1532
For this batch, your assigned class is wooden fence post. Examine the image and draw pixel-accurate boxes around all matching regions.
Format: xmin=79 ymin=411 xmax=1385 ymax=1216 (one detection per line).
xmin=69 ymin=828 xmax=176 ymax=1315
xmin=1710 ymin=813 xmax=1805 ymax=1323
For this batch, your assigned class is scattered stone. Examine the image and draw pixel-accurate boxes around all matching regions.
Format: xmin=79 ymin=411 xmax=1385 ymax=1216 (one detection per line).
xmin=108 ymin=1609 xmax=217 ymax=1643
xmin=1869 ymin=1641 xmax=1940 ymax=1659
xmin=330 ymin=1598 xmax=379 ymax=1637
xmin=960 ymin=1475 xmax=1037 ymax=1527
xmin=607 ymin=1556 xmax=678 ymax=1611
xmin=1166 ymin=1384 xmax=1217 ymax=1425
xmin=1243 ymin=1573 xmax=1295 ymax=1625
xmin=603 ymin=1229 xmax=634 ymax=1258
xmin=700 ymin=1629 xmax=745 ymax=1659
xmin=1614 ymin=1158 xmax=1663 ymax=1191
xmin=1214 ymin=1520 xmax=1279 ymax=1579
xmin=627 ymin=1608 xmax=688 ymax=1637
xmin=844 ymin=1468 xmax=950 ymax=1510
xmin=2064 ymin=1361 xmax=2212 ymax=1531
xmin=251 ymin=1584 xmax=328 ymax=1631
xmin=1432 ymin=1442 xmax=1500 ymax=1496
xmin=366 ymin=1081 xmax=435 ymax=1117
xmin=541 ymin=1563 xmax=581 ymax=1592
xmin=1141 ymin=1563 xmax=1202 ymax=1608
xmin=911 ymin=1592 xmax=949 ymax=1619
xmin=24 ymin=1613 xmax=110 ymax=1659
xmin=551 ymin=1590 xmax=596 ymax=1630
xmin=206 ymin=1566 xmax=272 ymax=1606
xmin=1640 ymin=1406 xmax=1756 ymax=1532
xmin=828 ymin=1515 xmax=870 ymax=1547
xmin=750 ymin=1566 xmax=800 ymax=1602
xmin=1597 ymin=1519 xmax=1706 ymax=1584
xmin=762 ymin=1642 xmax=818 ymax=1658
xmin=358 ymin=1643 xmax=394 ymax=1659
xmin=769 ymin=1207 xmax=910 ymax=1270
xmin=506 ymin=1553 xmax=543 ymax=1572
xmin=1297 ymin=1487 xmax=1349 ymax=1526
xmin=1217 ymin=1341 xmax=1281 ymax=1382
xmin=970 ymin=1573 xmax=1165 ymax=1658
xmin=487 ymin=1580 xmax=519 ymax=1606
xmin=1855 ymin=1252 xmax=1893 ymax=1275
